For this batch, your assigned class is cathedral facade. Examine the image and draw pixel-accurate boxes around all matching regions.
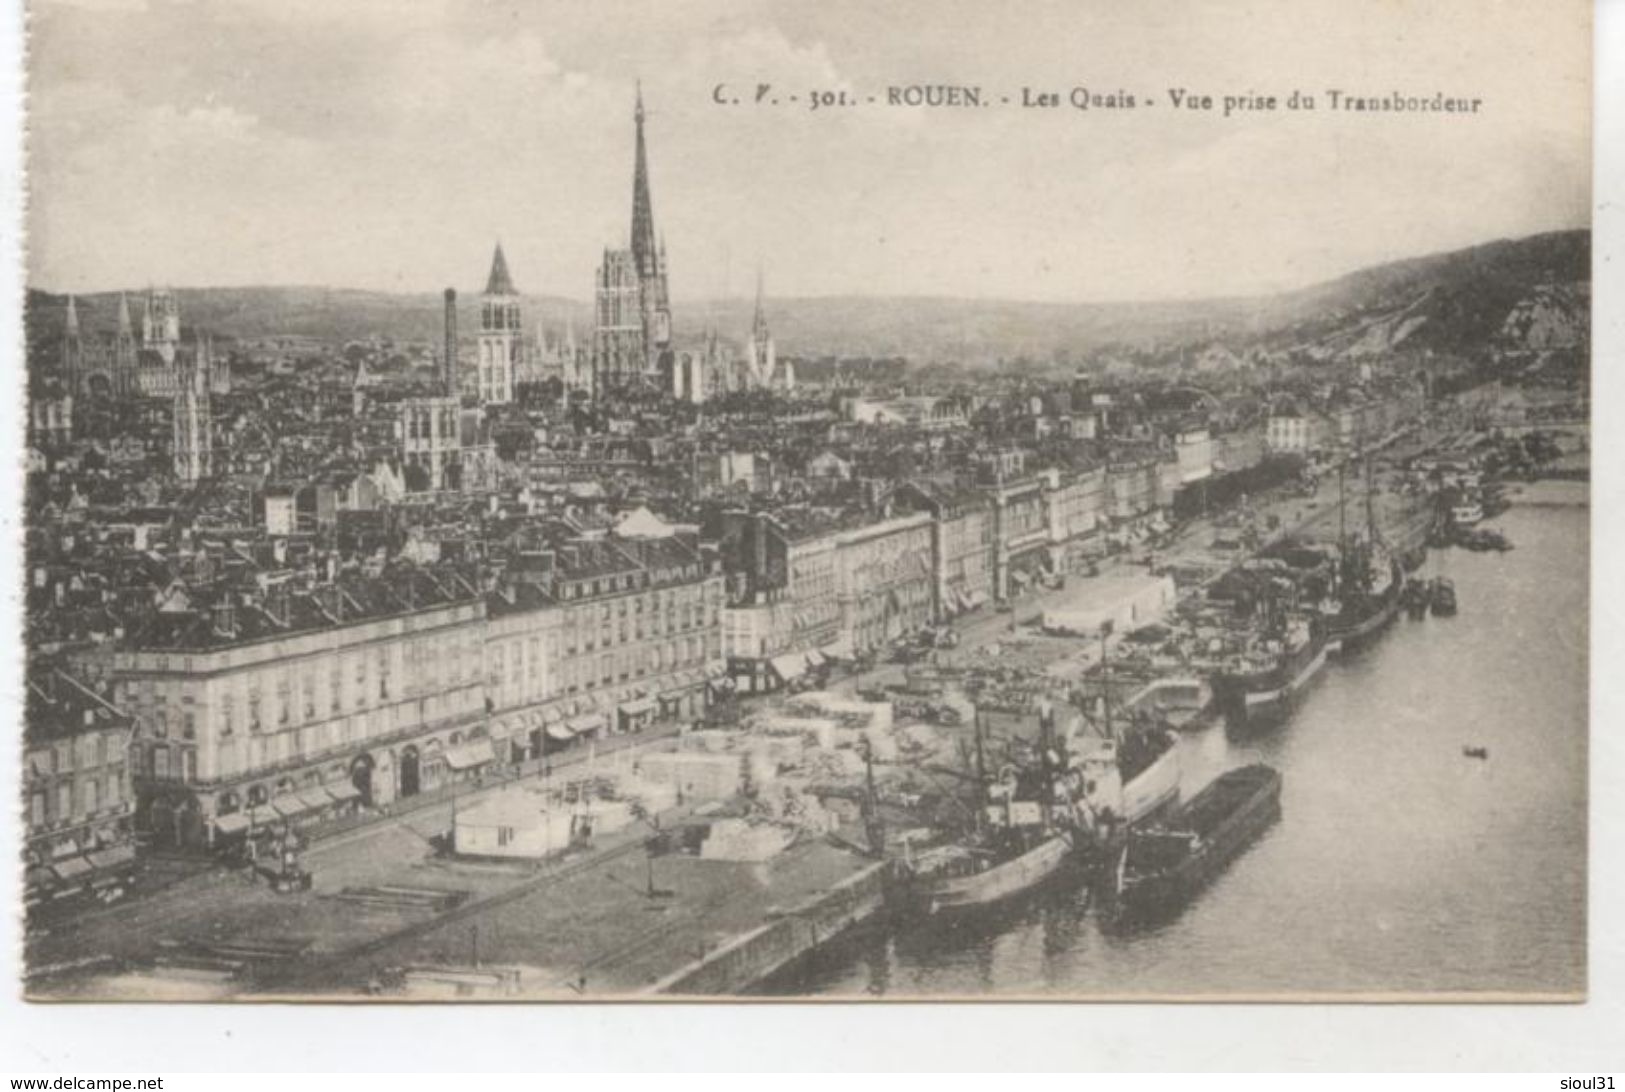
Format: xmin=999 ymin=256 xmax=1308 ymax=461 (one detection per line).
xmin=61 ymin=290 xmax=229 ymax=402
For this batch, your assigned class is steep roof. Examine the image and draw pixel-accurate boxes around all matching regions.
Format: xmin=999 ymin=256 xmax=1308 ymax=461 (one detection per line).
xmin=630 ymin=85 xmax=658 ymax=273
xmin=484 ymin=243 xmax=518 ymax=297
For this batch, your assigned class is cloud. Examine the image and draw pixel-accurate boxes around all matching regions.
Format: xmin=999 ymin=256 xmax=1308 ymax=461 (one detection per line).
xmin=25 ymin=0 xmax=1592 ymax=301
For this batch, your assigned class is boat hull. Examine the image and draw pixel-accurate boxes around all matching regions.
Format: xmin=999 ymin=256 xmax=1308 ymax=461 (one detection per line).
xmin=913 ymin=834 xmax=1074 ymax=917
xmin=1115 ymin=765 xmax=1282 ymax=919
xmin=1213 ymin=633 xmax=1328 ymax=731
xmin=1328 ymin=562 xmax=1405 ymax=655
xmin=1122 ymin=745 xmax=1181 ymax=827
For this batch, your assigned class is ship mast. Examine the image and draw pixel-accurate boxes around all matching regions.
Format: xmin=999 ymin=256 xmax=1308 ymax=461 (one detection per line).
xmin=972 ymin=707 xmax=989 ymax=835
xmin=1364 ymin=446 xmax=1378 ymax=546
xmin=861 ymin=740 xmax=885 ymax=856
xmin=1037 ymin=704 xmax=1054 ymax=832
xmin=1099 ymin=621 xmax=1115 ymax=744
xmin=1337 ymin=456 xmax=1348 ymax=547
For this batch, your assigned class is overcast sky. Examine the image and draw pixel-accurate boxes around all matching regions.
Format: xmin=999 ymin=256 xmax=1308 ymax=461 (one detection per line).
xmin=27 ymin=0 xmax=1590 ymax=303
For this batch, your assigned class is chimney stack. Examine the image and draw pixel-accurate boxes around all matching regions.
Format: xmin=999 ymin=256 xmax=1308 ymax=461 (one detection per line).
xmin=443 ymin=288 xmax=458 ymax=398
xmin=212 ymin=598 xmax=237 ymax=638
xmin=752 ymin=513 xmax=769 ymax=589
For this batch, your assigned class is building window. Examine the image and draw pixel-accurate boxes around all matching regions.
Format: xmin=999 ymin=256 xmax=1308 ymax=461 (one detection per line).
xmin=30 ymin=792 xmax=46 ymax=828
xmin=57 ymin=782 xmax=72 ymax=820
xmin=153 ymin=746 xmax=170 ymax=780
xmin=182 ymin=712 xmax=196 ymax=741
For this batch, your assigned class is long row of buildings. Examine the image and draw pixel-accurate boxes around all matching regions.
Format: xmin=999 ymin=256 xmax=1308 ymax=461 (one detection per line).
xmin=27 ymin=524 xmax=725 ymax=873
xmin=23 ymin=434 xmax=1202 ymax=882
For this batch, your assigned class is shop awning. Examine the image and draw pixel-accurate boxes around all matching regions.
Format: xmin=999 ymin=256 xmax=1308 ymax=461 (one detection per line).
xmin=51 ymin=856 xmax=94 ymax=881
xmin=296 ymin=787 xmax=334 ymax=812
xmin=325 ymin=781 xmax=362 ymax=803
xmin=769 ymin=652 xmax=807 ymax=683
xmin=444 ymin=739 xmax=494 ymax=771
xmin=268 ymin=796 xmax=308 ymax=819
xmin=87 ymin=844 xmax=137 ymax=871
xmin=821 ymin=636 xmax=854 ymax=661
xmin=213 ymin=812 xmax=252 ymax=835
xmin=567 ymin=713 xmax=606 ymax=735
xmin=804 ymin=649 xmax=826 ymax=668
xmin=619 ymin=697 xmax=657 ymax=718
xmin=545 ymin=722 xmax=577 ymax=741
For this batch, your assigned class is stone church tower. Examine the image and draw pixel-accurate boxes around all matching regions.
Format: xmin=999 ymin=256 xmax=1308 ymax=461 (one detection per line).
xmin=143 ymin=288 xmax=181 ymax=366
xmin=173 ymin=334 xmax=213 ymax=482
xmin=478 ymin=244 xmax=520 ymax=406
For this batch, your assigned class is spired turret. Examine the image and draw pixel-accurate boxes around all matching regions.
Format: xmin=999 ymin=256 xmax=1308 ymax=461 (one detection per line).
xmin=113 ymin=294 xmax=136 ymax=396
xmin=62 ymin=296 xmax=82 ymax=387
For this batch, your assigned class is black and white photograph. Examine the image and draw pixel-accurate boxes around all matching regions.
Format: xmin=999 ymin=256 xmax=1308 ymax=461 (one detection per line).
xmin=13 ymin=0 xmax=1594 ymax=1006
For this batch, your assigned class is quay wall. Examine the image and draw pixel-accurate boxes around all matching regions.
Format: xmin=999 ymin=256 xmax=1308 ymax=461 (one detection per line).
xmin=648 ymin=858 xmax=892 ymax=995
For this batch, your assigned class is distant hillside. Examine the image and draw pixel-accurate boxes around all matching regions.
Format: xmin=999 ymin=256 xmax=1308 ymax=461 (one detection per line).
xmin=28 ymin=286 xmax=592 ymax=348
xmin=1252 ymin=230 xmax=1590 ymax=361
xmin=27 ymin=229 xmax=1588 ymax=369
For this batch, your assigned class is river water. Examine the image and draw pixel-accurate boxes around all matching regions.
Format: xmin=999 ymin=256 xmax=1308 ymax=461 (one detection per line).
xmin=776 ymin=504 xmax=1588 ymax=998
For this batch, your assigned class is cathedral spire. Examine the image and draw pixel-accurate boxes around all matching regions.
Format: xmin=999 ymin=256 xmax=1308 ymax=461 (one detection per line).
xmin=752 ymin=266 xmax=768 ymax=338
xmin=484 ymin=242 xmax=517 ymax=296
xmin=630 ymin=82 xmax=658 ymax=276
xmin=64 ymin=295 xmax=80 ymax=338
xmin=116 ymin=293 xmax=133 ymax=338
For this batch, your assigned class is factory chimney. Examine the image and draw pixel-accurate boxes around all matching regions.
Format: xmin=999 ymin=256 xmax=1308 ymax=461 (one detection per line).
xmin=442 ymin=287 xmax=458 ymax=398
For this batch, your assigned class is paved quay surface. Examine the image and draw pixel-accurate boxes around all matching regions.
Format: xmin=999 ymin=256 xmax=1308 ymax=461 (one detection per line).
xmin=294 ymin=835 xmax=878 ymax=997
xmin=26 ymin=727 xmax=683 ymax=992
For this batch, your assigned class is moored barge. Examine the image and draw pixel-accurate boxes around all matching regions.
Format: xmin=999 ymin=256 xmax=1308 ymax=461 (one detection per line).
xmin=1113 ymin=764 xmax=1282 ymax=919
